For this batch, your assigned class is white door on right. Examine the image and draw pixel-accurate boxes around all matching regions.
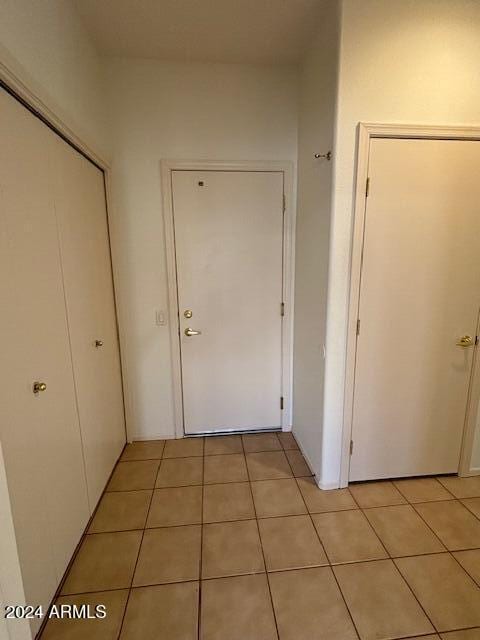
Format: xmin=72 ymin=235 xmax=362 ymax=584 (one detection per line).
xmin=350 ymin=138 xmax=480 ymax=482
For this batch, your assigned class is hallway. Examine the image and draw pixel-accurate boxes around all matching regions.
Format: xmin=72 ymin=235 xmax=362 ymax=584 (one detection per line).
xmin=40 ymin=433 xmax=480 ymax=639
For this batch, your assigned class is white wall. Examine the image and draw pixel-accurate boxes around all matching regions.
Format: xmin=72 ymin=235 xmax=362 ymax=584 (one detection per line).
xmin=105 ymin=59 xmax=298 ymax=440
xmin=292 ymin=3 xmax=340 ymax=482
xmin=323 ymin=0 xmax=480 ymax=487
xmin=0 ymin=0 xmax=109 ymax=157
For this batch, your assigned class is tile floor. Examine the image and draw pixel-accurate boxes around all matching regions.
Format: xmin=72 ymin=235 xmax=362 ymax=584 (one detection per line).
xmin=40 ymin=432 xmax=480 ymax=640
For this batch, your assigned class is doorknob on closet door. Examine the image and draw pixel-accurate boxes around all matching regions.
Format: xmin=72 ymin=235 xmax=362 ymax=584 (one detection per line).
xmin=95 ymin=339 xmax=104 ymax=348
xmin=33 ymin=381 xmax=47 ymax=394
xmin=184 ymin=327 xmax=201 ymax=337
xmin=456 ymin=335 xmax=474 ymax=347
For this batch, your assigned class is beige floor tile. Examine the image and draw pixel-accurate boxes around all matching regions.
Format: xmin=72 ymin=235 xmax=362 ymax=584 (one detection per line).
xmin=440 ymin=631 xmax=480 ymax=640
xmin=163 ymin=437 xmax=204 ymax=458
xmin=453 ymin=549 xmax=480 ymax=586
xmin=258 ymin=514 xmax=328 ymax=571
xmin=203 ymin=482 xmax=255 ymax=523
xmin=203 ymin=453 xmax=248 ymax=484
xmin=462 ymin=497 xmax=480 ymax=518
xmin=156 ymin=457 xmax=203 ymax=488
xmin=396 ymin=553 xmax=480 ymax=632
xmin=120 ymin=582 xmax=199 ymax=640
xmin=41 ymin=590 xmax=129 ymax=640
xmin=312 ymin=509 xmax=387 ymax=564
xmin=333 ymin=559 xmax=434 ymax=640
xmin=277 ymin=432 xmax=299 ymax=450
xmin=364 ymin=504 xmax=446 ymax=557
xmin=297 ymin=477 xmax=357 ymax=513
xmin=88 ymin=490 xmax=152 ymax=533
xmin=133 ymin=525 xmax=201 ymax=586
xmin=61 ymin=531 xmax=142 ymax=594
xmin=285 ymin=449 xmax=311 ymax=477
xmin=246 ymin=450 xmax=293 ymax=480
xmin=349 ymin=481 xmax=407 ymax=508
xmin=269 ymin=567 xmax=357 ymax=640
xmin=121 ymin=440 xmax=165 ymax=461
xmin=437 ymin=476 xmax=480 ymax=499
xmin=204 ymin=435 xmax=243 ymax=455
xmin=147 ymin=486 xmax=202 ymax=527
xmin=393 ymin=477 xmax=453 ymax=503
xmin=200 ymin=574 xmax=277 ymax=640
xmin=202 ymin=520 xmax=264 ymax=578
xmin=107 ymin=461 xmax=159 ymax=491
xmin=242 ymin=432 xmax=282 ymax=452
xmin=251 ymin=478 xmax=307 ymax=517
xmin=414 ymin=500 xmax=480 ymax=550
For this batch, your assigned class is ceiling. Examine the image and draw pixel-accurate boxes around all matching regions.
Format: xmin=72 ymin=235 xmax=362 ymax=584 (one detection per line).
xmin=74 ymin=0 xmax=326 ymax=65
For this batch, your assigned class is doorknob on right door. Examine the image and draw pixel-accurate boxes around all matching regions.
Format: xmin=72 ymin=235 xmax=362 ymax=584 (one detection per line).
xmin=456 ymin=335 xmax=474 ymax=347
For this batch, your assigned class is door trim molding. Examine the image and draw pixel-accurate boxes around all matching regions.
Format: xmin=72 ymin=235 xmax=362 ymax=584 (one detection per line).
xmin=341 ymin=122 xmax=480 ymax=487
xmin=161 ymin=159 xmax=296 ymax=438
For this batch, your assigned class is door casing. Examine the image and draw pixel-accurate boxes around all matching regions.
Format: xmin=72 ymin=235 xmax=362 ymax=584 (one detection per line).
xmin=161 ymin=160 xmax=295 ymax=438
xmin=342 ymin=123 xmax=480 ymax=487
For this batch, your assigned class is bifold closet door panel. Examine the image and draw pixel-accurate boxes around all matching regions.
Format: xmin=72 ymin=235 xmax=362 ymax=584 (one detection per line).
xmin=52 ymin=137 xmax=126 ymax=509
xmin=0 ymin=90 xmax=90 ymax=623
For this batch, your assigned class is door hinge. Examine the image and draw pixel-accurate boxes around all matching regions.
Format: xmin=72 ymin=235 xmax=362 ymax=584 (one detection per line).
xmin=356 ymin=318 xmax=361 ymax=336
xmin=350 ymin=440 xmax=354 ymax=455
xmin=280 ymin=397 xmax=284 ymax=410
xmin=476 ymin=335 xmax=479 ymax=346
xmin=282 ymin=194 xmax=286 ymax=213
xmin=281 ymin=302 xmax=285 ymax=316
xmin=365 ymin=177 xmax=370 ymax=198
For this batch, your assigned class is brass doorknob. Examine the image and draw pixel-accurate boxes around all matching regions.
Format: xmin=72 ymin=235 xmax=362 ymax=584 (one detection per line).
xmin=184 ymin=310 xmax=193 ymax=319
xmin=33 ymin=381 xmax=47 ymax=394
xmin=185 ymin=327 xmax=201 ymax=337
xmin=456 ymin=335 xmax=474 ymax=348
xmin=95 ymin=340 xmax=104 ymax=348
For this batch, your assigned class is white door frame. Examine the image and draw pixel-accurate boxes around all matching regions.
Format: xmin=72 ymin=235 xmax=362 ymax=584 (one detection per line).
xmin=161 ymin=160 xmax=295 ymax=438
xmin=341 ymin=123 xmax=480 ymax=487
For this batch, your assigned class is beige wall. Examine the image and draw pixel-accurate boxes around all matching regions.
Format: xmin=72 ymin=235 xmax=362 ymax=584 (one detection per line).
xmin=0 ymin=0 xmax=109 ymax=157
xmin=293 ymin=2 xmax=340 ymax=481
xmin=105 ymin=58 xmax=298 ymax=439
xmin=322 ymin=0 xmax=480 ymax=486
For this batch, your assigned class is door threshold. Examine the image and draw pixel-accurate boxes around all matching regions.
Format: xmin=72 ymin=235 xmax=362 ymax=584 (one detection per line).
xmin=185 ymin=427 xmax=282 ymax=437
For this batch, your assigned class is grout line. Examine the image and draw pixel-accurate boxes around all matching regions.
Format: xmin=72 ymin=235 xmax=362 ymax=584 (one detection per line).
xmin=115 ymin=453 xmax=162 ymax=639
xmin=406 ymin=499 xmax=480 ymax=609
xmin=284 ymin=449 xmax=362 ymax=640
xmin=241 ymin=434 xmax=280 ymax=640
xmin=197 ymin=442 xmax=205 ymax=640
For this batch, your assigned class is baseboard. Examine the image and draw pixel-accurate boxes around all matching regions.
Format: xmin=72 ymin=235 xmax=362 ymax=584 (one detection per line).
xmin=317 ymin=479 xmax=341 ymax=490
xmin=129 ymin=433 xmax=176 ymax=442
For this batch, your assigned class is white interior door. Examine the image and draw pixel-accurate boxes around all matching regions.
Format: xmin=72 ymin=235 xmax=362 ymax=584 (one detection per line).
xmin=350 ymin=138 xmax=480 ymax=481
xmin=53 ymin=138 xmax=126 ymax=508
xmin=0 ymin=89 xmax=90 ymax=629
xmin=172 ymin=170 xmax=284 ymax=434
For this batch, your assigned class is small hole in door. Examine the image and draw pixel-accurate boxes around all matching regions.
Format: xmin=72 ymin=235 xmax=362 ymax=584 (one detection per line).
xmin=198 ymin=181 xmax=204 ymax=186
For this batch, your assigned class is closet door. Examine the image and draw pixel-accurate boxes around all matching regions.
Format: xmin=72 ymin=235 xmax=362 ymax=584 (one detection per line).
xmin=0 ymin=90 xmax=89 ymax=629
xmin=52 ymin=138 xmax=126 ymax=508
